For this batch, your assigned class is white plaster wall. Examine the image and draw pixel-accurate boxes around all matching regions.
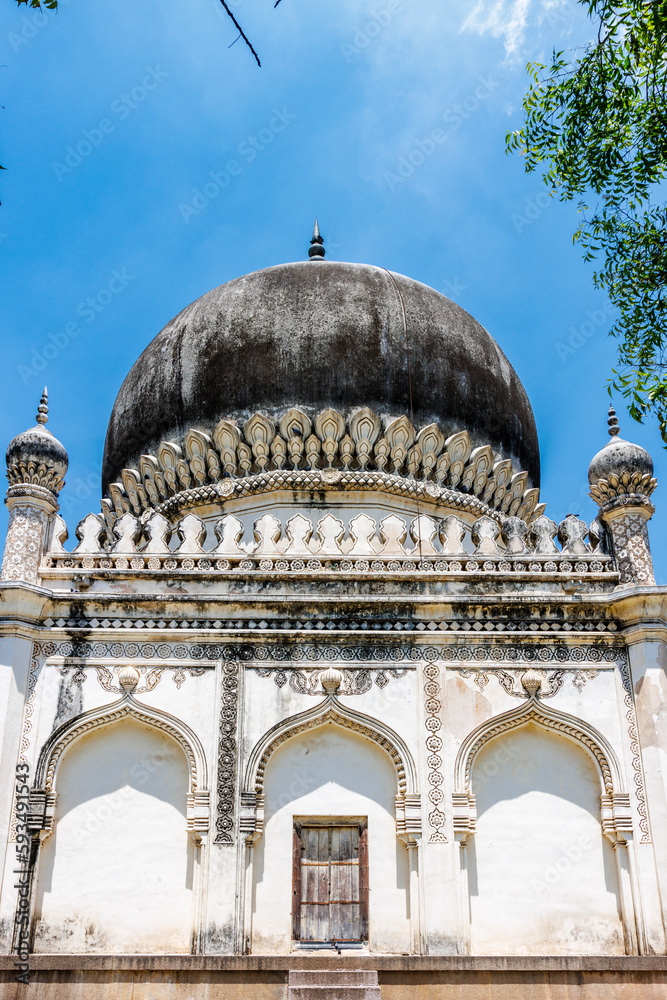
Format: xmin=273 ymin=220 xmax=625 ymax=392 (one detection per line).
xmin=33 ymin=719 xmax=194 ymax=953
xmin=469 ymin=725 xmax=624 ymax=955
xmin=628 ymin=637 xmax=667 ymax=952
xmin=252 ymin=725 xmax=410 ymax=954
xmin=0 ymin=636 xmax=34 ymax=952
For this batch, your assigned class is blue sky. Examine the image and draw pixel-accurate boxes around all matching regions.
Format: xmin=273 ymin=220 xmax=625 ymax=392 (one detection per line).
xmin=2 ymin=0 xmax=665 ymax=580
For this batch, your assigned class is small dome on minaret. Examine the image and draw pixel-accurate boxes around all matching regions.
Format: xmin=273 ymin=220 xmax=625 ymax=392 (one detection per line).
xmin=6 ymin=389 xmax=69 ymax=495
xmin=588 ymin=405 xmax=654 ymax=487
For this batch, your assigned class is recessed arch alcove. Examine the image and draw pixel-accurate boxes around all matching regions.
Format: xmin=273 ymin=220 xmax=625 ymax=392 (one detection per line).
xmin=451 ymin=696 xmax=646 ymax=955
xmin=32 ymin=715 xmax=197 ymax=954
xmin=241 ymin=696 xmax=421 ymax=956
xmin=250 ymin=722 xmax=411 ymax=955
xmin=467 ymin=723 xmax=625 ymax=955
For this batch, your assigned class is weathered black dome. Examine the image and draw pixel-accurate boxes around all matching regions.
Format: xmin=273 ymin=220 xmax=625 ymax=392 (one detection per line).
xmin=102 ymin=261 xmax=540 ymax=492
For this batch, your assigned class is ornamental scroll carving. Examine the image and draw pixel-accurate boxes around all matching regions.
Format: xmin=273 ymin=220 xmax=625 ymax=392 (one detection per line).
xmin=454 ymin=666 xmax=601 ymax=699
xmin=423 ymin=662 xmax=446 ymax=843
xmin=253 ymin=665 xmax=409 ymax=695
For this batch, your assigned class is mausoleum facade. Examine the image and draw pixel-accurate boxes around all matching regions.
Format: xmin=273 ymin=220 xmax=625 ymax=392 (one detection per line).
xmin=1 ymin=235 xmax=666 ymax=997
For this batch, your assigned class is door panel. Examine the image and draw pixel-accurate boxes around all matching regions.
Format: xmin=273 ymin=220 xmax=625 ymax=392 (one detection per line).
xmin=294 ymin=823 xmax=366 ymax=944
xmin=329 ymin=826 xmax=360 ymax=942
xmin=300 ymin=827 xmax=330 ymax=942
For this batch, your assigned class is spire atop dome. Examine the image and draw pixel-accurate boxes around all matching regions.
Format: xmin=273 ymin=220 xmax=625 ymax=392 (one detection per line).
xmin=308 ymin=218 xmax=325 ymax=260
xmin=36 ymin=387 xmax=49 ymax=426
xmin=607 ymin=404 xmax=620 ymax=437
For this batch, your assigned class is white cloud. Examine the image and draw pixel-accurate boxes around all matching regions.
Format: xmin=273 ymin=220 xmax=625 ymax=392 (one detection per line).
xmin=462 ymin=0 xmax=534 ymax=58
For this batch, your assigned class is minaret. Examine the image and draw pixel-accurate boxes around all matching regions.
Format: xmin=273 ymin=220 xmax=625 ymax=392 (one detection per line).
xmin=1 ymin=389 xmax=68 ymax=585
xmin=588 ymin=405 xmax=657 ymax=585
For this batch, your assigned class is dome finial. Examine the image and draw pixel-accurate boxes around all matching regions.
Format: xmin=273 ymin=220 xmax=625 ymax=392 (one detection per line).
xmin=308 ymin=218 xmax=325 ymax=260
xmin=36 ymin=387 xmax=48 ymax=426
xmin=607 ymin=404 xmax=620 ymax=438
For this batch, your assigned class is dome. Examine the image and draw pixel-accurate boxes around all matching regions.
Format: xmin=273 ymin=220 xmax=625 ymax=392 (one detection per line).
xmin=102 ymin=260 xmax=539 ymax=493
xmin=6 ymin=390 xmax=68 ymax=494
xmin=588 ymin=407 xmax=653 ymax=485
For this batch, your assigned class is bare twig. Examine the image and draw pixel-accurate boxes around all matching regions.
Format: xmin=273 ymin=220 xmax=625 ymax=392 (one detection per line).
xmin=218 ymin=0 xmax=261 ymax=66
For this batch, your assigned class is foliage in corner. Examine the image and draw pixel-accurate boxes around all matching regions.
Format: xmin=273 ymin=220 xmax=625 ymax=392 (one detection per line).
xmin=507 ymin=0 xmax=667 ymax=443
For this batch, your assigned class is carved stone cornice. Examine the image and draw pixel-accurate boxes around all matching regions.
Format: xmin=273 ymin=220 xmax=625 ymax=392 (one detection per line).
xmin=5 ymin=483 xmax=59 ymax=512
xmin=0 ymin=581 xmax=51 ymax=622
xmin=598 ymin=495 xmax=655 ymax=519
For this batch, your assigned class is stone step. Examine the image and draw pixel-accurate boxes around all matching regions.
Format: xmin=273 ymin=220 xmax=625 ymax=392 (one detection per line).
xmin=289 ymin=989 xmax=381 ymax=1000
xmin=290 ymin=971 xmax=378 ymax=987
xmin=288 ymin=969 xmax=381 ymax=1000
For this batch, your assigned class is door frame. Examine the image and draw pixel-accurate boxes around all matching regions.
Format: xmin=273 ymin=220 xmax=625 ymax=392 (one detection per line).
xmin=292 ymin=816 xmax=369 ymax=946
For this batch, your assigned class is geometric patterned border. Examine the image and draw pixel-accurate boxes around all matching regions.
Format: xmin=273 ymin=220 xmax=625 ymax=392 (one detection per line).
xmin=40 ymin=615 xmax=619 ymax=634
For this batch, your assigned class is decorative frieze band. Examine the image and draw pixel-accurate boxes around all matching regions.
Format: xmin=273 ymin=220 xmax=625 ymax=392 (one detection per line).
xmin=31 ymin=639 xmax=625 ymax=663
xmin=43 ymin=550 xmax=615 ymax=578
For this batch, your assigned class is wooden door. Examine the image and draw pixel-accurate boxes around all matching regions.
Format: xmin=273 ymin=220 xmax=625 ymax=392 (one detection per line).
xmin=293 ymin=824 xmax=368 ymax=943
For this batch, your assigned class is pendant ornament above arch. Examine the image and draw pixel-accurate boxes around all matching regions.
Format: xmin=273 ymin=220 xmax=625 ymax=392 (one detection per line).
xmin=29 ymin=692 xmax=209 ymax=838
xmin=452 ymin=694 xmax=632 ymax=846
xmin=241 ymin=693 xmax=421 ymax=845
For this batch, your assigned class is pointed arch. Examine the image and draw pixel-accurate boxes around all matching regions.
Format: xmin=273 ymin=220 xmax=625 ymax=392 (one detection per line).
xmin=454 ymin=697 xmax=623 ymax=797
xmin=245 ymin=695 xmax=417 ymax=796
xmin=34 ymin=693 xmax=208 ymax=794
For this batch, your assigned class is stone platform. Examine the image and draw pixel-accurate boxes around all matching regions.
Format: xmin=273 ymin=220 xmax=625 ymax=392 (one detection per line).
xmin=1 ymin=955 xmax=667 ymax=999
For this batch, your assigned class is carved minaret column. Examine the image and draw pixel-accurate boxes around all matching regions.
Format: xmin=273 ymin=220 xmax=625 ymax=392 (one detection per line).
xmin=1 ymin=390 xmax=68 ymax=586
xmin=588 ymin=407 xmax=657 ymax=586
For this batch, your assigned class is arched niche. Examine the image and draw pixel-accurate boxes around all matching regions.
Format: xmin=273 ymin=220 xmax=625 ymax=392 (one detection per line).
xmin=29 ymin=695 xmax=210 ymax=954
xmin=452 ymin=699 xmax=646 ymax=955
xmin=240 ymin=696 xmax=422 ymax=955
xmin=470 ymin=725 xmax=623 ymax=954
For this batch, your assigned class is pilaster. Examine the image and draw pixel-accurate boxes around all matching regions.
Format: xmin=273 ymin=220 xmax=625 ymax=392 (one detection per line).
xmin=1 ymin=486 xmax=59 ymax=586
xmin=600 ymin=499 xmax=656 ymax=586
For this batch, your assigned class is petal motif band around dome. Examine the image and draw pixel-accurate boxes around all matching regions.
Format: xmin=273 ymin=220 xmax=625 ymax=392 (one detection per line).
xmin=100 ymin=406 xmax=545 ymax=529
xmin=102 ymin=261 xmax=540 ymax=497
xmin=6 ymin=389 xmax=68 ymax=495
